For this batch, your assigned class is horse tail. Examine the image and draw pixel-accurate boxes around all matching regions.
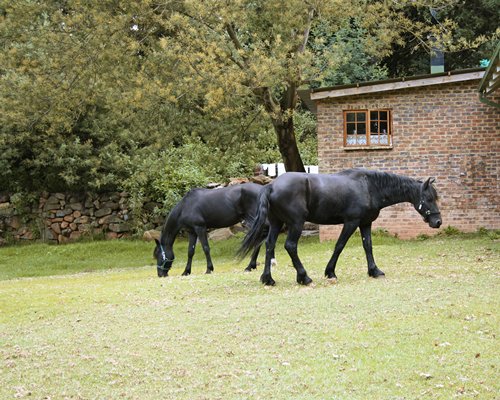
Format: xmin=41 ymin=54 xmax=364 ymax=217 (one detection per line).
xmin=237 ymin=184 xmax=272 ymax=259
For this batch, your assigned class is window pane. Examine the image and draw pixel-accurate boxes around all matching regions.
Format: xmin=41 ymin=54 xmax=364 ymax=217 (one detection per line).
xmin=346 ymin=113 xmax=355 ymax=122
xmin=380 ymin=121 xmax=388 ymax=133
xmin=370 ymin=121 xmax=378 ymax=134
xmin=357 ymin=113 xmax=366 ymax=122
xmin=346 ymin=123 xmax=356 ymax=134
xmin=379 ymin=111 xmax=388 ymax=120
xmin=370 ymin=111 xmax=378 ymax=120
xmin=357 ymin=123 xmax=366 ymax=135
xmin=357 ymin=136 xmax=367 ymax=145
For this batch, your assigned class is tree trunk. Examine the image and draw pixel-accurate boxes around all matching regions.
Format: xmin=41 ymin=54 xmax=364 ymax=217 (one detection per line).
xmin=272 ymin=119 xmax=306 ymax=173
xmin=256 ymin=85 xmax=306 ymax=173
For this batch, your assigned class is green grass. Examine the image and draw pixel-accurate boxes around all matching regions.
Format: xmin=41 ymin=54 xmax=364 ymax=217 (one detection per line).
xmin=0 ymin=240 xmax=154 ymax=280
xmin=0 ymin=233 xmax=498 ymax=399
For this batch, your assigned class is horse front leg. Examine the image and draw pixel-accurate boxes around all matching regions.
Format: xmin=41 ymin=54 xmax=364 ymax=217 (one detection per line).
xmin=182 ymin=231 xmax=197 ymax=276
xmin=194 ymin=226 xmax=214 ymax=274
xmin=261 ymin=221 xmax=282 ymax=286
xmin=285 ymin=224 xmax=312 ymax=285
xmin=324 ymin=221 xmax=359 ymax=280
xmin=359 ymin=224 xmax=385 ymax=278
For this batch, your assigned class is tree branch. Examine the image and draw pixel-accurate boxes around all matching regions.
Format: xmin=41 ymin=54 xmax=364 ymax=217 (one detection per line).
xmin=225 ymin=22 xmax=249 ymax=70
xmin=298 ymin=7 xmax=315 ymax=54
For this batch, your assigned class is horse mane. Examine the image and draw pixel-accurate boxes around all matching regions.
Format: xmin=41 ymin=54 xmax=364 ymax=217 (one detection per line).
xmin=343 ymin=169 xmax=422 ymax=204
xmin=161 ymin=197 xmax=186 ymax=241
xmin=370 ymin=170 xmax=419 ymax=195
xmin=365 ymin=169 xmax=439 ymax=202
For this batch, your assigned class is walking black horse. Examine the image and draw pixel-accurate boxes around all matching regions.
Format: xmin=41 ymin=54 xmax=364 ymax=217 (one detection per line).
xmin=239 ymin=168 xmax=442 ymax=286
xmin=154 ymin=183 xmax=270 ymax=277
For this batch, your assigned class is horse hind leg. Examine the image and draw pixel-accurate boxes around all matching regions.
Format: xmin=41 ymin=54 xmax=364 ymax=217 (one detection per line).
xmin=359 ymin=224 xmax=385 ymax=278
xmin=244 ymin=245 xmax=260 ymax=272
xmin=324 ymin=221 xmax=359 ymax=280
xmin=260 ymin=221 xmax=282 ymax=286
xmin=182 ymin=231 xmax=197 ymax=276
xmin=244 ymin=227 xmax=276 ymax=272
xmin=285 ymin=224 xmax=312 ymax=285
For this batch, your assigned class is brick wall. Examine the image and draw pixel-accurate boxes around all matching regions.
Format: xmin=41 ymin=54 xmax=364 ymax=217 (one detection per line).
xmin=316 ymin=79 xmax=500 ymax=239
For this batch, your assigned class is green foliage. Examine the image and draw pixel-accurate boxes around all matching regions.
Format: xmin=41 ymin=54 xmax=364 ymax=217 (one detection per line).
xmin=440 ymin=225 xmax=463 ymax=236
xmin=0 ymin=0 xmax=184 ymax=192
xmin=477 ymin=227 xmax=500 ymax=240
xmin=124 ymin=142 xmax=220 ymax=220
xmin=310 ymin=19 xmax=389 ymax=87
xmin=123 ymin=138 xmax=275 ymax=228
xmin=294 ymin=109 xmax=318 ymax=165
xmin=382 ymin=0 xmax=499 ymax=76
xmin=0 ymin=0 xmax=495 ymax=197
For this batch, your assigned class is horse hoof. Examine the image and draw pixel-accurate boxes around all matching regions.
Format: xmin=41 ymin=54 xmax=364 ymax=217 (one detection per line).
xmin=298 ymin=276 xmax=313 ymax=285
xmin=369 ymin=269 xmax=385 ymax=278
xmin=260 ymin=275 xmax=275 ymax=286
xmin=326 ymin=277 xmax=338 ymax=284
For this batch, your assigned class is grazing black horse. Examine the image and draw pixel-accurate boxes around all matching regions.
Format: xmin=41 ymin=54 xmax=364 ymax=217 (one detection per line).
xmin=239 ymin=168 xmax=442 ymax=286
xmin=154 ymin=183 xmax=269 ymax=277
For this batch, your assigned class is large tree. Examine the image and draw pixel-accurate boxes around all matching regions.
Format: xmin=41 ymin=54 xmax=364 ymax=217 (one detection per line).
xmin=152 ymin=0 xmax=477 ymax=171
xmin=0 ymin=0 xmax=280 ymax=192
xmin=1 ymin=0 xmax=493 ymax=194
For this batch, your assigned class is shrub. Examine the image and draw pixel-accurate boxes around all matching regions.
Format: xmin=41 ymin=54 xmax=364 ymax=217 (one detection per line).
xmin=123 ymin=140 xmax=244 ymax=230
xmin=441 ymin=225 xmax=462 ymax=236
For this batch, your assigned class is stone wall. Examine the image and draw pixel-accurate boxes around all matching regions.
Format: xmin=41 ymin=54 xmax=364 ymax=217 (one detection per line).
xmin=0 ymin=176 xmax=273 ymax=245
xmin=316 ymin=79 xmax=499 ymax=239
xmin=0 ymin=192 xmax=162 ymax=245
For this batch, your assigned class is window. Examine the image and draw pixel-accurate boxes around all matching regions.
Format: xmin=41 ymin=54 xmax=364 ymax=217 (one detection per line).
xmin=343 ymin=109 xmax=392 ymax=147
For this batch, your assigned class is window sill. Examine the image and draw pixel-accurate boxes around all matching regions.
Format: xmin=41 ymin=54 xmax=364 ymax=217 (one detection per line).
xmin=342 ymin=145 xmax=393 ymax=151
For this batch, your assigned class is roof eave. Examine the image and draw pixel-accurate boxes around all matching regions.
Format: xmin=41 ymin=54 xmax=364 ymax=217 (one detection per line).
xmin=311 ymin=69 xmax=485 ymax=101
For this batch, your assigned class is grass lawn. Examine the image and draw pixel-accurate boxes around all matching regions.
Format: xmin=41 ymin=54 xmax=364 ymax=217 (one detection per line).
xmin=0 ymin=232 xmax=498 ymax=399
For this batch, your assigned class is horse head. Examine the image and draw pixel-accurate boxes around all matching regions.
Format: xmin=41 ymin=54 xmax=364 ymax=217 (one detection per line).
xmin=416 ymin=177 xmax=442 ymax=228
xmin=154 ymin=239 xmax=174 ymax=277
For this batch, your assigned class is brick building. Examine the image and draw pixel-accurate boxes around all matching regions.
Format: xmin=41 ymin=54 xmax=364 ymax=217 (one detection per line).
xmin=311 ymin=68 xmax=499 ymax=239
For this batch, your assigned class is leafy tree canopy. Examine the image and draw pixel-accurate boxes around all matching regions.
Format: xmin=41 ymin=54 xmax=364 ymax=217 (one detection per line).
xmin=0 ymin=0 xmax=496 ymax=204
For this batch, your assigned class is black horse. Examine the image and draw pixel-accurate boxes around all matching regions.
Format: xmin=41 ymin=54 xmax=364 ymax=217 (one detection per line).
xmin=154 ymin=183 xmax=270 ymax=277
xmin=239 ymin=168 xmax=442 ymax=286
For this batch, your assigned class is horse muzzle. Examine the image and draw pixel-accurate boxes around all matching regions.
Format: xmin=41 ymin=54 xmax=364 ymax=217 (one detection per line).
xmin=157 ymin=262 xmax=172 ymax=277
xmin=426 ymin=214 xmax=442 ymax=229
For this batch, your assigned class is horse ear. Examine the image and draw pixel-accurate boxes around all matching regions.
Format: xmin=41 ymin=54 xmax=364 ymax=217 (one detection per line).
xmin=423 ymin=177 xmax=435 ymax=190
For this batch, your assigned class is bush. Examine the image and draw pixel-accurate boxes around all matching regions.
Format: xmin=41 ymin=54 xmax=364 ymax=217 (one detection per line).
xmin=440 ymin=225 xmax=462 ymax=236
xmin=123 ymin=140 xmax=252 ymax=230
